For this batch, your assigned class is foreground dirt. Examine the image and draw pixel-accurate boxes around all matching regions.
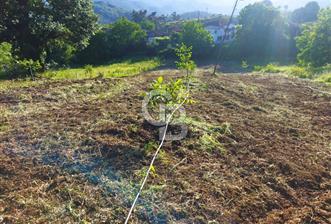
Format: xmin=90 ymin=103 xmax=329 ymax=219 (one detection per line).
xmin=0 ymin=68 xmax=330 ymax=224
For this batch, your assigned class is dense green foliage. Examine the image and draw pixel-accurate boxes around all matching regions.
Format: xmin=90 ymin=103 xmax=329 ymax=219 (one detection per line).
xmin=0 ymin=42 xmax=13 ymax=73
xmin=291 ymin=1 xmax=320 ymax=24
xmin=76 ymin=18 xmax=147 ymax=64
xmin=0 ymin=0 xmax=98 ymax=65
xmin=232 ymin=1 xmax=290 ymax=60
xmin=296 ymin=8 xmax=331 ymax=67
xmin=172 ymin=21 xmax=214 ymax=58
xmin=0 ymin=42 xmax=42 ymax=78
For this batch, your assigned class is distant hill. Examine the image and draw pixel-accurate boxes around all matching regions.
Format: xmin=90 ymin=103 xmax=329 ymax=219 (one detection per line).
xmin=180 ymin=11 xmax=214 ymax=20
xmin=94 ymin=0 xmax=154 ymax=13
xmin=93 ymin=1 xmax=129 ymax=24
xmin=94 ymin=0 xmax=331 ymax=16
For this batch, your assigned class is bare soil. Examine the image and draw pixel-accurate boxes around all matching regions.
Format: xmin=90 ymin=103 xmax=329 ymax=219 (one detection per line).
xmin=0 ymin=68 xmax=330 ymax=223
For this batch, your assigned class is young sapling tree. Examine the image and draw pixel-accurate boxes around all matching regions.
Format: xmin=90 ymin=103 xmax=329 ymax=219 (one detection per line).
xmin=126 ymin=44 xmax=196 ymax=224
xmin=175 ymin=43 xmax=196 ymax=88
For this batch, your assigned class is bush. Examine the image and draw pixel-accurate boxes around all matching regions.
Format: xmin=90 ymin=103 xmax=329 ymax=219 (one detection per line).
xmin=84 ymin=65 xmax=93 ymax=74
xmin=253 ymin=64 xmax=282 ymax=73
xmin=10 ymin=59 xmax=42 ymax=77
xmin=0 ymin=42 xmax=41 ymax=78
xmin=0 ymin=42 xmax=14 ymax=74
xmin=286 ymin=66 xmax=311 ymax=79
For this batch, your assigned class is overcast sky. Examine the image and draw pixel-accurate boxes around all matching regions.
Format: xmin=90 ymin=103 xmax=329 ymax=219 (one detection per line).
xmin=143 ymin=0 xmax=331 ymax=14
xmin=207 ymin=0 xmax=331 ymax=13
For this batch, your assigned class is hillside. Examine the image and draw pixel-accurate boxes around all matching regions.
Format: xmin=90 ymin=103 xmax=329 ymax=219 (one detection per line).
xmin=93 ymin=1 xmax=129 ymax=24
xmin=0 ymin=65 xmax=330 ymax=223
xmin=93 ymin=0 xmax=331 ymax=15
xmin=180 ymin=11 xmax=214 ymax=20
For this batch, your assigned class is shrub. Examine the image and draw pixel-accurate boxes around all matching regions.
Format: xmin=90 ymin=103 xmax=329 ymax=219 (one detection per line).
xmin=253 ymin=64 xmax=281 ymax=73
xmin=286 ymin=66 xmax=311 ymax=79
xmin=147 ymin=45 xmax=195 ymax=121
xmin=84 ymin=65 xmax=93 ymax=74
xmin=11 ymin=59 xmax=42 ymax=77
xmin=0 ymin=42 xmax=14 ymax=74
xmin=0 ymin=42 xmax=42 ymax=78
xmin=175 ymin=44 xmax=196 ymax=80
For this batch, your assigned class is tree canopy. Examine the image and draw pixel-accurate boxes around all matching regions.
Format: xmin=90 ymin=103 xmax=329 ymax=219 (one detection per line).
xmin=291 ymin=1 xmax=320 ymax=24
xmin=174 ymin=21 xmax=214 ymax=58
xmin=0 ymin=0 xmax=98 ymax=64
xmin=233 ymin=1 xmax=290 ymax=60
xmin=296 ymin=8 xmax=331 ymax=67
xmin=76 ymin=18 xmax=147 ymax=64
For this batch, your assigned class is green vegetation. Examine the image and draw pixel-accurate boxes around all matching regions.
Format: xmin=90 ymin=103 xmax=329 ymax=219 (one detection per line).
xmin=296 ymin=8 xmax=331 ymax=67
xmin=147 ymin=44 xmax=196 ymax=121
xmin=93 ymin=1 xmax=129 ymax=24
xmin=0 ymin=58 xmax=160 ymax=91
xmin=232 ymin=1 xmax=291 ymax=60
xmin=0 ymin=79 xmax=44 ymax=91
xmin=291 ymin=1 xmax=320 ymax=23
xmin=200 ymin=133 xmax=226 ymax=154
xmin=254 ymin=63 xmax=331 ymax=85
xmin=315 ymin=73 xmax=331 ymax=86
xmin=175 ymin=44 xmax=196 ymax=80
xmin=0 ymin=42 xmax=42 ymax=78
xmin=0 ymin=0 xmax=98 ymax=64
xmin=76 ymin=18 xmax=147 ymax=65
xmin=42 ymin=59 xmax=160 ymax=80
xmin=173 ymin=21 xmax=214 ymax=58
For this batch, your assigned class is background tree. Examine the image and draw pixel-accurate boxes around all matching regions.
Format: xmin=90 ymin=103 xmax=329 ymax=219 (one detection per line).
xmin=171 ymin=12 xmax=181 ymax=21
xmin=291 ymin=1 xmax=320 ymax=24
xmin=76 ymin=19 xmax=147 ymax=64
xmin=233 ymin=1 xmax=290 ymax=60
xmin=296 ymin=8 xmax=331 ymax=67
xmin=0 ymin=0 xmax=98 ymax=65
xmin=131 ymin=10 xmax=148 ymax=23
xmin=173 ymin=21 xmax=214 ymax=58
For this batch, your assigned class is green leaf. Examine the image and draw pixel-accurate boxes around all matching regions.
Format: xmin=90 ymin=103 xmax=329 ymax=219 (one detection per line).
xmin=157 ymin=76 xmax=164 ymax=84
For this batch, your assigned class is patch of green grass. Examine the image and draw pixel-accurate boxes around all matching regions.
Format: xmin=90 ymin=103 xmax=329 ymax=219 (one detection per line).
xmin=42 ymin=59 xmax=161 ymax=80
xmin=253 ymin=64 xmax=331 ymax=84
xmin=314 ymin=72 xmax=331 ymax=85
xmin=254 ymin=64 xmax=282 ymax=73
xmin=254 ymin=64 xmax=309 ymax=77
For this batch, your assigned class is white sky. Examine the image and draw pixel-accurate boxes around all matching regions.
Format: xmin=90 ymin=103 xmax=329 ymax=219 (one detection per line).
xmin=149 ymin=0 xmax=331 ymax=14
